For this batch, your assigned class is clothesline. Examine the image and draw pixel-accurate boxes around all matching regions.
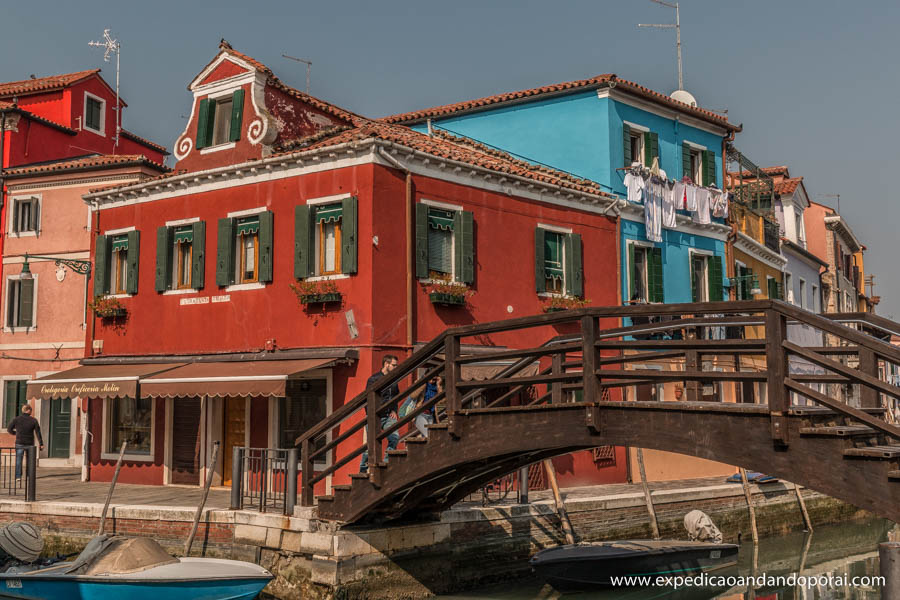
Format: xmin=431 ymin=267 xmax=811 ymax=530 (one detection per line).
xmin=623 ymin=162 xmax=729 ymax=244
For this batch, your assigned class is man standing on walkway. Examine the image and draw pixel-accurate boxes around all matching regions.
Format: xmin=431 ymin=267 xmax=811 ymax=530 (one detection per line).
xmin=7 ymin=405 xmax=43 ymax=483
xmin=360 ymin=355 xmax=400 ymax=473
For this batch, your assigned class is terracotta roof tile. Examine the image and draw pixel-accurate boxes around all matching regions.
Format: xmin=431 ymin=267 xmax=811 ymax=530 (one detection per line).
xmin=383 ymin=74 xmax=739 ymax=131
xmin=120 ymin=129 xmax=169 ymax=155
xmin=4 ymin=154 xmax=169 ymax=178
xmin=773 ymin=177 xmax=803 ymax=195
xmin=727 ymin=166 xmax=790 ymax=178
xmin=218 ymin=40 xmax=273 ymax=77
xmin=0 ymin=69 xmax=100 ymax=98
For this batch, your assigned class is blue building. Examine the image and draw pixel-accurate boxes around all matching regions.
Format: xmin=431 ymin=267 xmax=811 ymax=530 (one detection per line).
xmin=386 ymin=74 xmax=741 ymax=306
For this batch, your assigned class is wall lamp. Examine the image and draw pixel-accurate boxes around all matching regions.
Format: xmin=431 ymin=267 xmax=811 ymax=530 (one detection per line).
xmin=727 ymin=274 xmax=762 ymax=296
xmin=20 ymin=253 xmax=92 ymax=279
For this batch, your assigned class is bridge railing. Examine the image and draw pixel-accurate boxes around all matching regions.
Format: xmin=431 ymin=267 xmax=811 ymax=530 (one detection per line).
xmin=296 ymin=300 xmax=900 ymax=507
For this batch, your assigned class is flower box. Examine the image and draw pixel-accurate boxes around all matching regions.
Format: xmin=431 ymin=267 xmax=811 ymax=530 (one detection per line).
xmin=543 ymin=307 xmax=568 ymax=313
xmin=88 ymin=296 xmax=127 ymax=319
xmin=100 ymin=307 xmax=128 ymax=318
xmin=299 ymin=292 xmax=342 ymax=305
xmin=429 ymin=292 xmax=466 ymax=306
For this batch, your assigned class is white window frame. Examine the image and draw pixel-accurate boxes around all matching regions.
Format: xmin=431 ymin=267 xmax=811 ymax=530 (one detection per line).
xmin=799 ymin=278 xmax=807 ymax=309
xmin=419 ymin=199 xmax=464 ymax=284
xmin=537 ymin=224 xmax=573 ymax=298
xmin=198 ymin=88 xmax=240 ymax=154
xmin=3 ymin=273 xmax=38 ymax=333
xmin=766 ymin=275 xmax=777 ymax=301
xmin=624 ymin=121 xmax=649 ymax=167
xmin=1 ymin=376 xmax=30 ymax=427
xmin=101 ymin=397 xmax=156 ymax=462
xmin=812 ymin=284 xmax=820 ymax=313
xmin=627 ymin=239 xmax=655 ymax=304
xmin=689 ymin=250 xmax=710 ymax=302
xmin=782 ymin=272 xmax=792 ymax=304
xmin=683 ymin=141 xmax=707 ymax=184
xmin=83 ymin=92 xmax=106 ymax=136
xmin=7 ymin=194 xmax=41 ymax=237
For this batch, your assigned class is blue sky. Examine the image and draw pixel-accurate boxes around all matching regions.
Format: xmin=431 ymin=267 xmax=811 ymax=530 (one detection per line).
xmin=3 ymin=1 xmax=896 ymax=315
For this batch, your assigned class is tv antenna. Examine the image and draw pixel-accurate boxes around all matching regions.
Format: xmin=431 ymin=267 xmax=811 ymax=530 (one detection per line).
xmin=88 ymin=29 xmax=121 ymax=149
xmin=819 ymin=193 xmax=841 ymax=214
xmin=638 ymin=0 xmax=683 ymax=90
xmin=282 ymin=54 xmax=312 ymax=94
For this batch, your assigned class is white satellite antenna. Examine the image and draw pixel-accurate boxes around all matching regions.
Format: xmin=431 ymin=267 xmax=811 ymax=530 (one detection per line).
xmin=88 ymin=29 xmax=121 ymax=150
xmin=638 ymin=0 xmax=683 ymax=91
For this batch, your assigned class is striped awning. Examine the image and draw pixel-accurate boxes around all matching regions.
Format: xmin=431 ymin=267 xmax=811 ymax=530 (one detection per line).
xmin=111 ymin=236 xmax=128 ymax=251
xmin=174 ymin=227 xmax=193 ymax=243
xmin=26 ymin=363 xmax=186 ymax=400
xmin=315 ymin=204 xmax=342 ymax=224
xmin=428 ymin=209 xmax=454 ymax=231
xmin=236 ymin=217 xmax=259 ymax=235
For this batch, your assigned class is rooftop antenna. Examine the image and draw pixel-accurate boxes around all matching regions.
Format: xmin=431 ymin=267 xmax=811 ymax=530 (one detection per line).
xmin=88 ymin=29 xmax=121 ymax=150
xmin=282 ymin=54 xmax=312 ymax=94
xmin=638 ymin=0 xmax=683 ymax=90
xmin=819 ymin=193 xmax=841 ymax=214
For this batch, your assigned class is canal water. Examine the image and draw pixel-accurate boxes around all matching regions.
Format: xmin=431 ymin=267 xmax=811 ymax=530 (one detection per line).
xmin=441 ymin=518 xmax=894 ymax=600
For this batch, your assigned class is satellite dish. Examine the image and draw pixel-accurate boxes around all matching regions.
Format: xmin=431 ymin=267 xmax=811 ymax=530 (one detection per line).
xmin=671 ymin=89 xmax=697 ymax=107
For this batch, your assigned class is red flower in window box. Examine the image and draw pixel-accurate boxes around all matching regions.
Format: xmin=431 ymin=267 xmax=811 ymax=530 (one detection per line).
xmin=88 ymin=296 xmax=127 ymax=319
xmin=425 ymin=282 xmax=472 ymax=307
xmin=290 ymin=280 xmax=342 ymax=305
xmin=541 ymin=295 xmax=589 ymax=313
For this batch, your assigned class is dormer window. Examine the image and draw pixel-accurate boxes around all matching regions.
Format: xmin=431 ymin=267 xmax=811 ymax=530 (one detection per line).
xmin=84 ymin=93 xmax=105 ymax=135
xmin=196 ymin=89 xmax=244 ymax=149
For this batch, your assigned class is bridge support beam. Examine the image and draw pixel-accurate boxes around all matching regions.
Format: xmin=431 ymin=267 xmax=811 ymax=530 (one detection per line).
xmin=859 ymin=347 xmax=880 ymax=408
xmin=581 ymin=316 xmax=602 ymax=431
xmin=766 ymin=310 xmax=789 ymax=446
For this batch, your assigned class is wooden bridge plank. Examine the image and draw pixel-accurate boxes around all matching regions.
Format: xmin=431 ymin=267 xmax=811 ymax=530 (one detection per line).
xmin=784 ymin=378 xmax=900 ymax=440
xmin=593 ymin=369 xmax=767 ymax=381
xmin=596 ymin=339 xmax=766 ymax=350
xmin=784 ymin=341 xmax=900 ymax=401
xmin=454 ymin=342 xmax=582 ymax=365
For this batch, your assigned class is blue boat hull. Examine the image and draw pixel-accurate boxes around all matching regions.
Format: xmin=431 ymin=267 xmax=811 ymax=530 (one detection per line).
xmin=0 ymin=575 xmax=269 ymax=600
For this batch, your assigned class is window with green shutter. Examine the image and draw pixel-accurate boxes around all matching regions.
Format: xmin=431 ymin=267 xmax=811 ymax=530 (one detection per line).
xmin=94 ymin=235 xmax=110 ymax=297
xmin=690 ymin=254 xmax=707 ymax=302
xmin=643 ymin=131 xmax=659 ymax=166
xmin=708 ymin=256 xmax=724 ymax=301
xmin=156 ymin=222 xmax=205 ymax=292
xmin=295 ymin=197 xmax=358 ymax=280
xmin=5 ymin=278 xmax=34 ymax=329
xmin=216 ymin=212 xmax=273 ymax=287
xmin=536 ymin=228 xmax=584 ymax=298
xmin=648 ymin=247 xmax=664 ymax=303
xmin=767 ymin=277 xmax=783 ymax=301
xmin=702 ymin=150 xmax=716 ymax=186
xmin=543 ymin=231 xmax=564 ymax=294
xmin=196 ymin=89 xmax=245 ymax=149
xmin=3 ymin=380 xmax=27 ymax=427
xmin=415 ymin=203 xmax=475 ymax=285
xmin=105 ymin=232 xmax=136 ymax=296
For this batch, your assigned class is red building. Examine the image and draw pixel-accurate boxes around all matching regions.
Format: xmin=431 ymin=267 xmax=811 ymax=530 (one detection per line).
xmin=28 ymin=44 xmax=623 ymax=491
xmin=1 ymin=69 xmax=167 ymax=453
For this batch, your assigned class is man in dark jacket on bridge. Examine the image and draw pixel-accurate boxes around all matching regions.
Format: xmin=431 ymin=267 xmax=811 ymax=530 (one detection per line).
xmin=359 ymin=355 xmax=400 ymax=473
xmin=7 ymin=404 xmax=43 ymax=482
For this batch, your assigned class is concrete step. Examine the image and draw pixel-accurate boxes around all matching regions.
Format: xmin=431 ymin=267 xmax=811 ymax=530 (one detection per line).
xmin=386 ymin=450 xmax=408 ymax=458
xmin=843 ymin=446 xmax=900 ymax=459
xmin=799 ymin=425 xmax=877 ymax=437
xmin=426 ymin=423 xmax=449 ymax=430
xmin=405 ymin=436 xmax=428 ymax=444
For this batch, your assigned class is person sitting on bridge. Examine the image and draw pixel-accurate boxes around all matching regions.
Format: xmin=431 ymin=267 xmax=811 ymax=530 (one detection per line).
xmin=413 ymin=375 xmax=442 ymax=438
xmin=7 ymin=404 xmax=43 ymax=483
xmin=359 ymin=355 xmax=401 ymax=473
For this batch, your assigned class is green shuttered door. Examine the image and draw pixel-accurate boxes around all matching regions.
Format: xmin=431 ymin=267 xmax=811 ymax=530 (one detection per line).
xmin=94 ymin=235 xmax=110 ymax=297
xmin=294 ymin=206 xmax=312 ymax=279
xmin=229 ymin=89 xmax=244 ymax=142
xmin=216 ymin=218 xmax=235 ymax=287
xmin=191 ymin=221 xmax=206 ymax=289
xmin=415 ymin=204 xmax=429 ymax=279
xmin=534 ymin=227 xmax=545 ymax=293
xmin=708 ymin=256 xmax=724 ymax=301
xmin=125 ymin=230 xmax=140 ymax=295
xmin=454 ymin=210 xmax=474 ymax=285
xmin=564 ymin=233 xmax=583 ymax=298
xmin=156 ymin=226 xmax=173 ymax=292
xmin=649 ymin=247 xmax=664 ymax=303
xmin=258 ymin=211 xmax=274 ymax=283
xmin=341 ymin=196 xmax=358 ymax=274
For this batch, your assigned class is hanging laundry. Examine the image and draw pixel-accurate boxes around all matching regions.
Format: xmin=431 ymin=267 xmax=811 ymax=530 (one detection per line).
xmin=623 ymin=162 xmax=646 ymax=203
xmin=711 ymin=189 xmax=728 ymax=218
xmin=693 ymin=187 xmax=711 ymax=225
xmin=644 ymin=173 xmax=664 ymax=243
xmin=672 ymin=181 xmax=687 ymax=210
xmin=684 ymin=179 xmax=697 ymax=211
xmin=662 ymin=180 xmax=677 ymax=229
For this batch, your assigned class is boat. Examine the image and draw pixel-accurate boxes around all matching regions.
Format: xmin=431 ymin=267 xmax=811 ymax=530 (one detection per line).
xmin=0 ymin=531 xmax=272 ymax=600
xmin=529 ymin=539 xmax=739 ymax=592
xmin=725 ymin=471 xmax=779 ymax=484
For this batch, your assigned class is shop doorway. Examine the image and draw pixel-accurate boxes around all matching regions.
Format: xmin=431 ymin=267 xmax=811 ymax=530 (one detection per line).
xmin=171 ymin=398 xmax=202 ymax=485
xmin=48 ymin=398 xmax=71 ymax=459
xmin=222 ymin=397 xmax=246 ymax=486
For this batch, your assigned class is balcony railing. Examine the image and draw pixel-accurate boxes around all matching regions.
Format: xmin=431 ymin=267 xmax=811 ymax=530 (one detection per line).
xmin=229 ymin=447 xmax=297 ymax=515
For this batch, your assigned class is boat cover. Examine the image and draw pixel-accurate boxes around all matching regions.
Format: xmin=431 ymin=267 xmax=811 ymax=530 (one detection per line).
xmin=684 ymin=509 xmax=723 ymax=543
xmin=0 ymin=522 xmax=43 ymax=562
xmin=533 ymin=540 xmax=732 ymax=564
xmin=66 ymin=536 xmax=178 ymax=575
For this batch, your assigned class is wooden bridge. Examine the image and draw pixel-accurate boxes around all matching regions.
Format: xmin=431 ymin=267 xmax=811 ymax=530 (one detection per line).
xmin=296 ymin=300 xmax=900 ymax=524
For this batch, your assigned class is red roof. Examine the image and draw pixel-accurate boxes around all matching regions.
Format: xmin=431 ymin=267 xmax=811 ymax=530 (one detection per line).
xmin=383 ymin=74 xmax=740 ymax=131
xmin=728 ymin=165 xmax=790 ymax=178
xmin=773 ymin=177 xmax=803 ymax=196
xmin=121 ymin=129 xmax=169 ymax=155
xmin=0 ymin=69 xmax=100 ymax=98
xmin=4 ymin=154 xmax=169 ymax=178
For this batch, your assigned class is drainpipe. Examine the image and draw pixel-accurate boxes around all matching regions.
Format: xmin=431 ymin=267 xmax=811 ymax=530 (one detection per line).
xmin=0 ymin=109 xmax=7 ymax=272
xmin=722 ymin=130 xmax=737 ymax=299
xmin=377 ymin=147 xmax=415 ymax=351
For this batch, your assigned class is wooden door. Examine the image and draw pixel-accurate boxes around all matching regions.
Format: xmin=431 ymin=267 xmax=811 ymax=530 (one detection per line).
xmin=48 ymin=398 xmax=71 ymax=459
xmin=171 ymin=398 xmax=202 ymax=485
xmin=222 ymin=397 xmax=246 ymax=486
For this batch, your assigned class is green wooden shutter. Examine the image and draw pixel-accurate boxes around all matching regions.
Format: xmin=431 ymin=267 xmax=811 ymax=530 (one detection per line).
xmin=196 ymin=99 xmax=211 ymax=149
xmin=191 ymin=221 xmax=206 ymax=290
xmin=454 ymin=210 xmax=474 ymax=284
xmin=623 ymin=123 xmax=631 ymax=167
xmin=629 ymin=244 xmax=639 ymax=301
xmin=690 ymin=256 xmax=698 ymax=302
xmin=649 ymin=247 xmax=664 ymax=303
xmin=17 ymin=278 xmax=34 ymax=327
xmin=682 ymin=142 xmax=692 ymax=181
xmin=564 ymin=233 xmax=583 ymax=297
xmin=341 ymin=196 xmax=358 ymax=274
xmin=415 ymin=203 xmax=429 ymax=279
xmin=534 ymin=227 xmax=546 ymax=293
xmin=93 ymin=234 xmax=110 ymax=297
xmin=644 ymin=131 xmax=659 ymax=165
xmin=4 ymin=381 xmax=17 ymax=426
xmin=703 ymin=150 xmax=716 ymax=186
xmin=155 ymin=226 xmax=173 ymax=292
xmin=708 ymin=256 xmax=724 ymax=301
xmin=125 ymin=230 xmax=140 ymax=295
xmin=258 ymin=210 xmax=274 ymax=283
xmin=229 ymin=89 xmax=244 ymax=142
xmin=216 ymin=218 xmax=235 ymax=287
xmin=294 ymin=205 xmax=312 ymax=279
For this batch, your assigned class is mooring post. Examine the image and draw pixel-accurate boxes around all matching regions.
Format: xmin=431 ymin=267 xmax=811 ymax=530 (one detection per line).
xmin=881 ymin=542 xmax=900 ymax=600
xmin=636 ymin=448 xmax=660 ymax=540
xmin=300 ymin=439 xmax=312 ymax=506
xmin=794 ymin=482 xmax=813 ymax=532
xmin=517 ymin=466 xmax=529 ymax=504
xmin=25 ymin=446 xmax=36 ymax=502
xmin=739 ymin=467 xmax=759 ymax=544
xmin=229 ymin=446 xmax=243 ymax=510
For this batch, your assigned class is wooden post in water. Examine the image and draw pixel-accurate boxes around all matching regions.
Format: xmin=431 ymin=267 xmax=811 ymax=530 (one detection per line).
xmin=543 ymin=459 xmax=575 ymax=545
xmin=636 ymin=448 xmax=660 ymax=540
xmin=739 ymin=467 xmax=759 ymax=543
xmin=185 ymin=441 xmax=220 ymax=557
xmin=794 ymin=482 xmax=813 ymax=532
xmin=98 ymin=442 xmax=126 ymax=535
xmin=880 ymin=542 xmax=900 ymax=600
